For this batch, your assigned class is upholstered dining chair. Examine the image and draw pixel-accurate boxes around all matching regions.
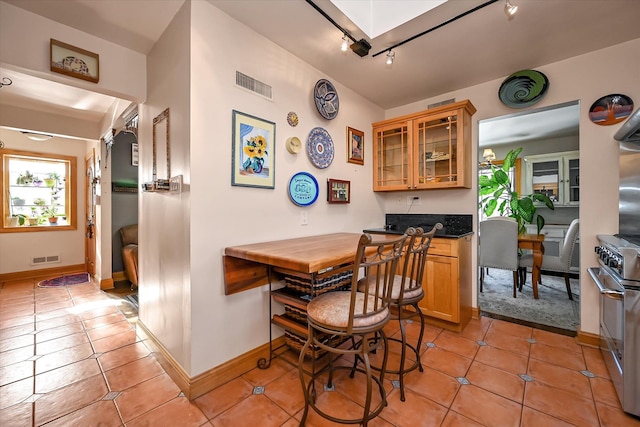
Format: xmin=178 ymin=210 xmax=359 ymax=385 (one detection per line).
xmin=357 ymin=224 xmax=441 ymax=402
xmin=479 ymin=217 xmax=519 ymax=297
xmin=519 ymin=218 xmax=579 ymax=300
xmin=298 ymin=232 xmax=408 ymax=427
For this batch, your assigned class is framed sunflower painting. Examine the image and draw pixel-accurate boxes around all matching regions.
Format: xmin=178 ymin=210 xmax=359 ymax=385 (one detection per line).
xmin=231 ymin=110 xmax=276 ymax=188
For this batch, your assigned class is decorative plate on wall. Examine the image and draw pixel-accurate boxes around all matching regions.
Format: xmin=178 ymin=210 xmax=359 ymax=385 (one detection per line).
xmin=287 ymin=111 xmax=299 ymax=127
xmin=285 ymin=136 xmax=302 ymax=154
xmin=307 ymin=127 xmax=334 ymax=169
xmin=288 ymin=172 xmax=319 ymax=206
xmin=498 ymin=70 xmax=549 ymax=108
xmin=314 ymin=79 xmax=339 ymax=120
xmin=588 ymin=94 xmax=634 ymax=126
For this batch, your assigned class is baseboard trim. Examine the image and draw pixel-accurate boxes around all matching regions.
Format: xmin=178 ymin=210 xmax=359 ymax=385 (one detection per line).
xmin=576 ymin=329 xmax=600 ymax=348
xmin=136 ymin=320 xmax=282 ymax=400
xmin=112 ymin=271 xmax=126 ymax=282
xmin=100 ymin=278 xmax=114 ymax=290
xmin=471 ymin=307 xmax=480 ymax=319
xmin=0 ymin=264 xmax=86 ymax=283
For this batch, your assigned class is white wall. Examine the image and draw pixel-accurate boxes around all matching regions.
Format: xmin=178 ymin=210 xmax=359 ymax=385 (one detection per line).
xmin=0 ymin=128 xmax=87 ymax=274
xmin=381 ymin=37 xmax=640 ymax=336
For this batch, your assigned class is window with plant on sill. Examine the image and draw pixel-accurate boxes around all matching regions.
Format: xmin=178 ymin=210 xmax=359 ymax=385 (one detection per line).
xmin=1 ymin=149 xmax=77 ymax=232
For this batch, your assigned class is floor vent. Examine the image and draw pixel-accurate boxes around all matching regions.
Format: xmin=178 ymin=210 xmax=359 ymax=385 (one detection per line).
xmin=428 ymin=98 xmax=455 ymax=109
xmin=236 ymin=71 xmax=273 ymax=101
xmin=31 ymin=254 xmax=60 ymax=265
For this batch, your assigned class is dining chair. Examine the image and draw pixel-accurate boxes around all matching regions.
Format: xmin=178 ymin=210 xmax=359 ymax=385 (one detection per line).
xmin=479 ymin=217 xmax=519 ymax=297
xmin=298 ymin=232 xmax=408 ymax=427
xmin=357 ymin=223 xmax=442 ymax=401
xmin=519 ymin=218 xmax=579 ymax=299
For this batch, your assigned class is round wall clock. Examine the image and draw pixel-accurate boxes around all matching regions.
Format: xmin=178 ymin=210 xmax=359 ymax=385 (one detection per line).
xmin=498 ymin=70 xmax=549 ymax=108
xmin=307 ymin=127 xmax=334 ymax=169
xmin=314 ymin=79 xmax=339 ymax=120
xmin=288 ymin=172 xmax=319 ymax=207
xmin=588 ymin=94 xmax=633 ymax=126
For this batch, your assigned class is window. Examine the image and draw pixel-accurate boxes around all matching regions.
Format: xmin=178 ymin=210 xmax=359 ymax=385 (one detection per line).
xmin=1 ymin=149 xmax=77 ymax=232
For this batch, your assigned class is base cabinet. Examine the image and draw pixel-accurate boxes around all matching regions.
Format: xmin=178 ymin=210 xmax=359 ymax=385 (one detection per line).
xmin=419 ymin=236 xmax=472 ymax=332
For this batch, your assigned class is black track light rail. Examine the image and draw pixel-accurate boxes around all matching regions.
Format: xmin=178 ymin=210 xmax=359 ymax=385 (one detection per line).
xmin=371 ymin=0 xmax=499 ymax=57
xmin=305 ymin=0 xmax=357 ymax=43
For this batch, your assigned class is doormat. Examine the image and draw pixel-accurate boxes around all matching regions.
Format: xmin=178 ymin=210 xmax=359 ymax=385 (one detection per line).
xmin=38 ymin=273 xmax=90 ymax=288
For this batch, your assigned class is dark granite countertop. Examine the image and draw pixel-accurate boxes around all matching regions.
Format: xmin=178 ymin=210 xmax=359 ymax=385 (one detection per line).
xmin=363 ymin=214 xmax=474 ymax=239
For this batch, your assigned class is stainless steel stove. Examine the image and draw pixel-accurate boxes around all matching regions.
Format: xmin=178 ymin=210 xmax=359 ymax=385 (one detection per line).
xmin=588 ymin=131 xmax=640 ymax=417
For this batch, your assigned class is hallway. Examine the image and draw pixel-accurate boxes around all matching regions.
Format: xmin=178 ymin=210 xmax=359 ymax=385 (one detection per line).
xmin=1 ymin=277 xmax=638 ymax=426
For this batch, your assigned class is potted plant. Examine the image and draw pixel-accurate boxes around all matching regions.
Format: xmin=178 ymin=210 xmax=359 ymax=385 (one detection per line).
xmin=33 ymin=197 xmax=47 ymax=206
xmin=16 ymin=170 xmax=35 ymax=185
xmin=11 ymin=214 xmax=28 ymax=226
xmin=28 ymin=207 xmax=39 ymax=225
xmin=11 ymin=196 xmax=25 ymax=206
xmin=44 ymin=172 xmax=61 ymax=188
xmin=479 ymin=147 xmax=555 ymax=234
xmin=41 ymin=204 xmax=59 ymax=224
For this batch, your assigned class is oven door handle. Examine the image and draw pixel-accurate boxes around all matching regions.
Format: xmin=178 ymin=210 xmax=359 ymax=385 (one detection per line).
xmin=588 ymin=267 xmax=624 ymax=300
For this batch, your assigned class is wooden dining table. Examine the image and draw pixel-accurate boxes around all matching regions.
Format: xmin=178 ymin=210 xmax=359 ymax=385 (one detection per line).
xmin=518 ymin=233 xmax=545 ymax=299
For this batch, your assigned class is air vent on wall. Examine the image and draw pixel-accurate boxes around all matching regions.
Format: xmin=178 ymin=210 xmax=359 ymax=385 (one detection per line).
xmin=236 ymin=71 xmax=273 ymax=101
xmin=31 ymin=254 xmax=60 ymax=266
xmin=428 ymin=98 xmax=455 ymax=109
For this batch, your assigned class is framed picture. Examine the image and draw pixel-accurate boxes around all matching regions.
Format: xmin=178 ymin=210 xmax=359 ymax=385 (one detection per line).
xmin=50 ymin=39 xmax=99 ymax=83
xmin=327 ymin=179 xmax=350 ymax=204
xmin=232 ymin=110 xmax=276 ymax=188
xmin=347 ymin=127 xmax=364 ymax=165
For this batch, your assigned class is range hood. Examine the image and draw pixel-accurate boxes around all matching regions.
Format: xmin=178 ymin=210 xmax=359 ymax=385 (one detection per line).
xmin=614 ymin=107 xmax=640 ymax=142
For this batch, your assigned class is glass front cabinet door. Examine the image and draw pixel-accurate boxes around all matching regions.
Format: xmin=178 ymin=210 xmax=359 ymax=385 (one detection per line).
xmin=523 ymin=150 xmax=579 ymax=207
xmin=373 ymin=100 xmax=476 ymax=191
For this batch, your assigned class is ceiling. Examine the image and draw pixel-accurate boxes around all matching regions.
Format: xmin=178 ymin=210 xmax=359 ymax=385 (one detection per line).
xmin=2 ymin=0 xmax=640 ymax=140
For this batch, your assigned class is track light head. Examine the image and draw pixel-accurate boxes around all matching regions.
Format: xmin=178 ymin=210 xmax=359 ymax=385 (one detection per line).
xmin=341 ymin=34 xmax=349 ymax=52
xmin=386 ymin=50 xmax=395 ymax=65
xmin=350 ymin=39 xmax=371 ymax=57
xmin=504 ymin=0 xmax=518 ymax=18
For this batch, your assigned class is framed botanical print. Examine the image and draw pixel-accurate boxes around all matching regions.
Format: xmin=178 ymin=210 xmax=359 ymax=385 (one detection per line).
xmin=232 ymin=110 xmax=276 ymax=188
xmin=347 ymin=127 xmax=364 ymax=165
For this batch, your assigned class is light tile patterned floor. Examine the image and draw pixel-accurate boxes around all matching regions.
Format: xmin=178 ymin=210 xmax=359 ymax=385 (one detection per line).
xmin=1 ymin=277 xmax=639 ymax=426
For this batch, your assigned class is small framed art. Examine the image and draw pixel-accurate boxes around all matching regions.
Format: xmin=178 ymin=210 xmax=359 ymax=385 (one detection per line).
xmin=327 ymin=179 xmax=350 ymax=204
xmin=347 ymin=127 xmax=364 ymax=165
xmin=232 ymin=110 xmax=276 ymax=188
xmin=50 ymin=39 xmax=99 ymax=83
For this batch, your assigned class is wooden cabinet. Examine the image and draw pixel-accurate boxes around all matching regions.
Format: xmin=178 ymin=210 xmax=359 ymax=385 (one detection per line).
xmin=419 ymin=236 xmax=472 ymax=332
xmin=372 ymin=100 xmax=476 ymax=191
xmin=522 ymin=151 xmax=579 ymax=206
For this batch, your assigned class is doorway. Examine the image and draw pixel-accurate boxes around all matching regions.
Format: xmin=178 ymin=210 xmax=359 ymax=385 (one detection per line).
xmin=477 ymin=101 xmax=580 ymax=335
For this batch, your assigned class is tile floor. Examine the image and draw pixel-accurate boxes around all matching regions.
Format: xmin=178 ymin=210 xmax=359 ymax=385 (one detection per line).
xmin=1 ymin=277 xmax=640 ymax=426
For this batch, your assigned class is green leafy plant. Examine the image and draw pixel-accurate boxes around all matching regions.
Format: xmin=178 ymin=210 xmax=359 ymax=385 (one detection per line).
xmin=479 ymin=147 xmax=555 ymax=234
xmin=41 ymin=204 xmax=58 ymax=218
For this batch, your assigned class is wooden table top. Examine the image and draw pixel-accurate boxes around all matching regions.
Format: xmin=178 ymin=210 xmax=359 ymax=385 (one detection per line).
xmin=224 ymin=232 xmax=397 ymax=274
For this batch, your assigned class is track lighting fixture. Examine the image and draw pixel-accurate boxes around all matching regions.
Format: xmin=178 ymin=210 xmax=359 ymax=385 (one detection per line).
xmin=341 ymin=34 xmax=349 ymax=52
xmin=386 ymin=50 xmax=395 ymax=65
xmin=504 ymin=0 xmax=518 ymax=18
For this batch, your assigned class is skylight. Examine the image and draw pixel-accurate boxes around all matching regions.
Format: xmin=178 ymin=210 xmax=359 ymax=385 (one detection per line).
xmin=330 ymin=0 xmax=447 ymax=39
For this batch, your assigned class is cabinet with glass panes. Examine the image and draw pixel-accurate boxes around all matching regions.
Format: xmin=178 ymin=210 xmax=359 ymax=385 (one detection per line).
xmin=372 ymin=100 xmax=476 ymax=191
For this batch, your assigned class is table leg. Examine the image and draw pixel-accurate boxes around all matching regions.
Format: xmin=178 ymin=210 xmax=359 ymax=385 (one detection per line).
xmin=531 ymin=249 xmax=542 ymax=299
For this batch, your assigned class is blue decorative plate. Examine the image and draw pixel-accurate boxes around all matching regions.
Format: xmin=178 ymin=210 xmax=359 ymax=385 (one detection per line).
xmin=288 ymin=172 xmax=319 ymax=206
xmin=314 ymin=79 xmax=339 ymax=120
xmin=307 ymin=127 xmax=334 ymax=169
xmin=499 ymin=70 xmax=549 ymax=108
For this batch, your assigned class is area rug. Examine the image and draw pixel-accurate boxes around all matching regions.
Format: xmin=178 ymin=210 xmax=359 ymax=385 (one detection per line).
xmin=478 ymin=268 xmax=580 ymax=336
xmin=38 ymin=273 xmax=90 ymax=288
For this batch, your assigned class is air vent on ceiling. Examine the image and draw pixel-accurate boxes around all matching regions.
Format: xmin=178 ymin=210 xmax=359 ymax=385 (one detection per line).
xmin=236 ymin=71 xmax=273 ymax=101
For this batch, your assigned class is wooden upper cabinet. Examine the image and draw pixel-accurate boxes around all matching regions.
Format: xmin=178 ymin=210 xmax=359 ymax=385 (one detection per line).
xmin=372 ymin=100 xmax=476 ymax=191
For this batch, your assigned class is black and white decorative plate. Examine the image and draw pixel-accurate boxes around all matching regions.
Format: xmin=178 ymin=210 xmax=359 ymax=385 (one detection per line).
xmin=288 ymin=172 xmax=319 ymax=207
xmin=307 ymin=127 xmax=334 ymax=169
xmin=314 ymin=79 xmax=339 ymax=120
xmin=499 ymin=70 xmax=549 ymax=108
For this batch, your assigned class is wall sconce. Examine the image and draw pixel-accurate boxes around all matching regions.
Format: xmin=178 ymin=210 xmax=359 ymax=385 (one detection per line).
xmin=21 ymin=131 xmax=53 ymax=142
xmin=483 ymin=148 xmax=496 ymax=162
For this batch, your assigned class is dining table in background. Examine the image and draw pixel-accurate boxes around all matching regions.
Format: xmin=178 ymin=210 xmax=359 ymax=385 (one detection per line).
xmin=518 ymin=233 xmax=545 ymax=299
